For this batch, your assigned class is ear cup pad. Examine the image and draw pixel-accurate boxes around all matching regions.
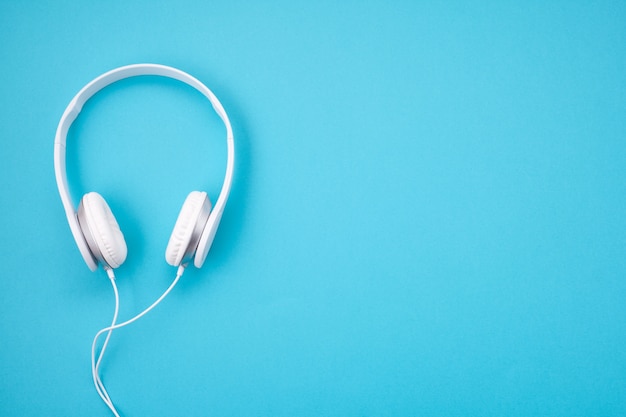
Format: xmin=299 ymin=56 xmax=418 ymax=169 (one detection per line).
xmin=79 ymin=192 xmax=128 ymax=269
xmin=165 ymin=191 xmax=212 ymax=266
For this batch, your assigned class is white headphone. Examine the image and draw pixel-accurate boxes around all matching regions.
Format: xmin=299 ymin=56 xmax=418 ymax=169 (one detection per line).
xmin=54 ymin=63 xmax=235 ymax=272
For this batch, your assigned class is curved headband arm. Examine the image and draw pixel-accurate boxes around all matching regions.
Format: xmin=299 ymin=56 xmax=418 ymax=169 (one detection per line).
xmin=54 ymin=64 xmax=235 ymax=271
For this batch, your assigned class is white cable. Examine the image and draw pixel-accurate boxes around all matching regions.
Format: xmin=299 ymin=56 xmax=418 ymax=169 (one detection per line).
xmin=92 ymin=265 xmax=186 ymax=416
xmin=92 ymin=268 xmax=119 ymax=414
xmin=94 ymin=269 xmax=120 ymax=416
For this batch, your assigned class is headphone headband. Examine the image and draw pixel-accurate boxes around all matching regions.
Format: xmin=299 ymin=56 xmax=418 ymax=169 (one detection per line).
xmin=54 ymin=63 xmax=235 ymax=271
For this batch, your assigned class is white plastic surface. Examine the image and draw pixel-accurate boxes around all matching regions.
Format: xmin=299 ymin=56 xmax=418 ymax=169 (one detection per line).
xmin=165 ymin=191 xmax=208 ymax=266
xmin=54 ymin=64 xmax=235 ymax=271
xmin=81 ymin=192 xmax=128 ymax=269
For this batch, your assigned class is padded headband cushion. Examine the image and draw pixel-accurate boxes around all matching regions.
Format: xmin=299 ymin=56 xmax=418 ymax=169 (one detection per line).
xmin=165 ymin=191 xmax=209 ymax=266
xmin=82 ymin=192 xmax=128 ymax=269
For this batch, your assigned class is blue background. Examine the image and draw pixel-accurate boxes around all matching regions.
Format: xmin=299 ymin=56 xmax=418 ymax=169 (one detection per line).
xmin=1 ymin=1 xmax=625 ymax=416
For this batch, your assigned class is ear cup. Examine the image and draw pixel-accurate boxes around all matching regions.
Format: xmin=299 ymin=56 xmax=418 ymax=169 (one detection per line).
xmin=165 ymin=191 xmax=212 ymax=266
xmin=77 ymin=192 xmax=128 ymax=269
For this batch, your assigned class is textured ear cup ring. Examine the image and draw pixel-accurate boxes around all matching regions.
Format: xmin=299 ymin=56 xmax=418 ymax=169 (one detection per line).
xmin=165 ymin=191 xmax=212 ymax=267
xmin=54 ymin=64 xmax=235 ymax=272
xmin=77 ymin=192 xmax=128 ymax=269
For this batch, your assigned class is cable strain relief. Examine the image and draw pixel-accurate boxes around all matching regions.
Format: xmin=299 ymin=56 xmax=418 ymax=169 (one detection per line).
xmin=177 ymin=265 xmax=186 ymax=277
xmin=105 ymin=266 xmax=115 ymax=280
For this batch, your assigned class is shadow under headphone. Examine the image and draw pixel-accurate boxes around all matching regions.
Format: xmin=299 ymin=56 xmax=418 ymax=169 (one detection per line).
xmin=54 ymin=64 xmax=235 ymax=272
